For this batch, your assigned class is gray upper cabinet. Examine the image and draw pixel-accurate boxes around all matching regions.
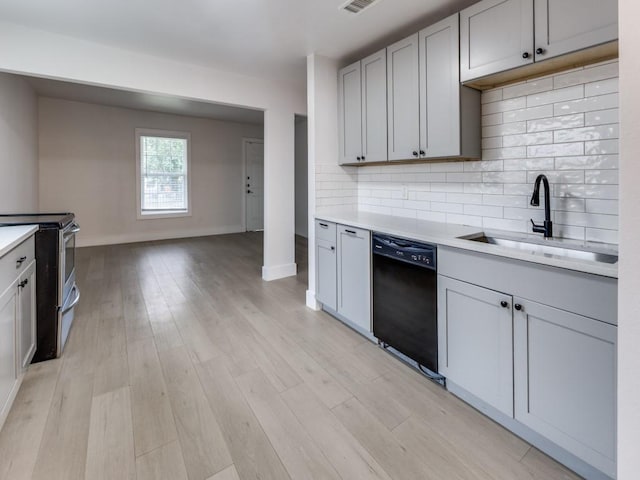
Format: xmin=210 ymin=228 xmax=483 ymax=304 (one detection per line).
xmin=534 ymin=0 xmax=618 ymax=61
xmin=337 ymin=225 xmax=371 ymax=332
xmin=461 ymin=0 xmax=618 ymax=83
xmin=460 ymin=0 xmax=534 ymax=83
xmin=514 ymin=298 xmax=617 ymax=478
xmin=438 ymin=275 xmax=514 ymax=417
xmin=338 ymin=50 xmax=387 ymax=165
xmin=361 ymin=50 xmax=388 ymax=163
xmin=338 ymin=61 xmax=362 ymax=165
xmin=387 ymin=34 xmax=420 ymax=161
xmin=420 ymin=14 xmax=480 ymax=159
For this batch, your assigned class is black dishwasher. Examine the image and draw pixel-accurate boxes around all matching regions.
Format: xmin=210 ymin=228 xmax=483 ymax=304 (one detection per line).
xmin=372 ymin=233 xmax=439 ymax=374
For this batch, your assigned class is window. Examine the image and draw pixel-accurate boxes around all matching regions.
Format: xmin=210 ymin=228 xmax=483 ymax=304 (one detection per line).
xmin=135 ymin=129 xmax=191 ymax=219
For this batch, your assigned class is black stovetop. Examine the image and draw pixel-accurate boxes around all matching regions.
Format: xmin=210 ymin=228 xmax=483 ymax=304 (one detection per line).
xmin=0 ymin=213 xmax=75 ymax=229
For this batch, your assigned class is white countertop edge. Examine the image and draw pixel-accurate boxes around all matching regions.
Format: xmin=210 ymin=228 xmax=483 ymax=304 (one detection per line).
xmin=315 ymin=211 xmax=618 ymax=279
xmin=0 ymin=225 xmax=38 ymax=258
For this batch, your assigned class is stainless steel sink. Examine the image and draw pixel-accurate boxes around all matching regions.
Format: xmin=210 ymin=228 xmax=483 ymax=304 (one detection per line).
xmin=460 ymin=233 xmax=618 ymax=264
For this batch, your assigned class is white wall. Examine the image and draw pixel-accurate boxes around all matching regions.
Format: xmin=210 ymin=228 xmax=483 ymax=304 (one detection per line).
xmin=0 ymin=72 xmax=38 ymax=212
xmin=0 ymin=21 xmax=305 ymax=280
xmin=356 ymin=61 xmax=619 ymax=243
xmin=38 ymin=97 xmax=262 ymax=246
xmin=617 ymin=0 xmax=640 ymax=477
xmin=295 ymin=117 xmax=308 ymax=237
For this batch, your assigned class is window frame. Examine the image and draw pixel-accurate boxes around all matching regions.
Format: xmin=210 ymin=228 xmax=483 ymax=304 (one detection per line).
xmin=135 ymin=128 xmax=192 ymax=220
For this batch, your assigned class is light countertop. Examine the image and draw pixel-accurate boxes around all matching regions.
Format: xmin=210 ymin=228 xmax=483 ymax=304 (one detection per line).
xmin=0 ymin=225 xmax=38 ymax=258
xmin=315 ymin=210 xmax=618 ymax=278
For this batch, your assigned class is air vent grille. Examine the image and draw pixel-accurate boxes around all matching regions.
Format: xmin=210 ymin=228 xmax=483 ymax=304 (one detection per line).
xmin=340 ymin=0 xmax=379 ymax=14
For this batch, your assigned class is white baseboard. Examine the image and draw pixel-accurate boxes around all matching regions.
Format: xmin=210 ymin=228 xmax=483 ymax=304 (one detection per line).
xmin=77 ymin=225 xmax=244 ymax=247
xmin=262 ymin=262 xmax=297 ymax=281
xmin=306 ymin=290 xmax=320 ymax=310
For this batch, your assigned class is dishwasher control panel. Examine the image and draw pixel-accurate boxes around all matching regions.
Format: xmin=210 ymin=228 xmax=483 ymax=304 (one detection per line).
xmin=372 ymin=233 xmax=436 ymax=270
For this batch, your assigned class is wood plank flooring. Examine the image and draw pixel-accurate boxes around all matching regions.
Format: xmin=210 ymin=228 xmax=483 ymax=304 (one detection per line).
xmin=0 ymin=232 xmax=581 ymax=480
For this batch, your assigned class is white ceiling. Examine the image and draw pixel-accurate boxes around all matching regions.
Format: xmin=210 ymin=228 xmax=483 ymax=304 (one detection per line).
xmin=21 ymin=76 xmax=265 ymax=124
xmin=0 ymin=0 xmax=478 ymax=85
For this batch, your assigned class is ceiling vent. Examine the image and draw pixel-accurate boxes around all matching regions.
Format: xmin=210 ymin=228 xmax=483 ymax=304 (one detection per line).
xmin=340 ymin=0 xmax=380 ymax=14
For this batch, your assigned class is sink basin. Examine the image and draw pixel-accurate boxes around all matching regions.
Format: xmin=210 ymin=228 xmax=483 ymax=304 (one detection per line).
xmin=460 ymin=233 xmax=618 ymax=264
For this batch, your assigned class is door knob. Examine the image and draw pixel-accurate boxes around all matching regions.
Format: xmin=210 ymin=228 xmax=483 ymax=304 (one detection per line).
xmin=412 ymin=151 xmax=419 ymax=157
xmin=536 ymin=47 xmax=545 ymax=55
xmin=515 ymin=304 xmax=523 ymax=311
xmin=500 ymin=301 xmax=508 ymax=308
xmin=522 ymin=52 xmax=530 ymax=59
xmin=419 ymin=150 xmax=425 ymax=156
xmin=247 ymin=190 xmax=253 ymax=194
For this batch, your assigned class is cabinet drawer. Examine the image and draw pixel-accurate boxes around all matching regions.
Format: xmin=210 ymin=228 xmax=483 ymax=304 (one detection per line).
xmin=315 ymin=220 xmax=336 ymax=243
xmin=0 ymin=236 xmax=35 ymax=294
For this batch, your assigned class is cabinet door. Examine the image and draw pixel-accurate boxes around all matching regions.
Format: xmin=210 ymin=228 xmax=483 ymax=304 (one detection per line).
xmin=0 ymin=282 xmax=18 ymax=418
xmin=315 ymin=239 xmax=337 ymax=311
xmin=419 ymin=14 xmax=461 ymax=158
xmin=18 ymin=261 xmax=36 ymax=371
xmin=438 ymin=276 xmax=514 ymax=416
xmin=361 ymin=49 xmax=387 ymax=163
xmin=387 ymin=33 xmax=420 ymax=161
xmin=338 ymin=60 xmax=362 ymax=165
xmin=337 ymin=225 xmax=371 ymax=332
xmin=460 ymin=0 xmax=534 ymax=82
xmin=513 ymin=299 xmax=616 ymax=478
xmin=534 ymin=0 xmax=618 ymax=62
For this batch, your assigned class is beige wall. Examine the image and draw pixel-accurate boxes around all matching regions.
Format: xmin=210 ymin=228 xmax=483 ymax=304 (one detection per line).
xmin=0 ymin=73 xmax=38 ymax=212
xmin=38 ymin=97 xmax=262 ymax=246
xmin=617 ymin=0 xmax=640 ymax=477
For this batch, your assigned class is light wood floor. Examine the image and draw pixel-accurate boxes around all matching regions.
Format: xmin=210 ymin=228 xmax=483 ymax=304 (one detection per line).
xmin=0 ymin=232 xmax=581 ymax=480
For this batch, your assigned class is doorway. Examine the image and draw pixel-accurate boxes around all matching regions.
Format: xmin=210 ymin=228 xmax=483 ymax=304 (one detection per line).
xmin=243 ymin=138 xmax=264 ymax=231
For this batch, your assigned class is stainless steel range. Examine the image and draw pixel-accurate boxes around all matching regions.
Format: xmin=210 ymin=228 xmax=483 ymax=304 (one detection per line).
xmin=0 ymin=213 xmax=80 ymax=361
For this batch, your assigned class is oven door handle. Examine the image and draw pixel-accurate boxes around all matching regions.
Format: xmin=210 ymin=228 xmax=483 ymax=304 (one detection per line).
xmin=67 ymin=223 xmax=81 ymax=234
xmin=61 ymin=285 xmax=81 ymax=314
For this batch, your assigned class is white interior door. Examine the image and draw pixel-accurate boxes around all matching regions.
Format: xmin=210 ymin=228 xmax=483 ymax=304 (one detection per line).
xmin=245 ymin=140 xmax=264 ymax=231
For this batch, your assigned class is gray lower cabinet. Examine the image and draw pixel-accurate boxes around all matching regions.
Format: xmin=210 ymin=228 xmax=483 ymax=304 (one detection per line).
xmin=437 ymin=275 xmax=514 ymax=416
xmin=315 ymin=220 xmax=337 ymax=310
xmin=0 ymin=283 xmax=18 ymax=423
xmin=18 ymin=261 xmax=37 ymax=372
xmin=513 ymin=298 xmax=617 ymax=478
xmin=336 ymin=225 xmax=371 ymax=332
xmin=338 ymin=49 xmax=387 ymax=165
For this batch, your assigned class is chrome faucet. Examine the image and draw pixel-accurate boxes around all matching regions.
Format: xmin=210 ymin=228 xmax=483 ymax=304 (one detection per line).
xmin=530 ymin=174 xmax=553 ymax=238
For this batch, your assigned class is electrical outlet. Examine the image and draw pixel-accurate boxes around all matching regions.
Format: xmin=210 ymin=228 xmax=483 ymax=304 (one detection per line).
xmin=402 ymin=185 xmax=409 ymax=200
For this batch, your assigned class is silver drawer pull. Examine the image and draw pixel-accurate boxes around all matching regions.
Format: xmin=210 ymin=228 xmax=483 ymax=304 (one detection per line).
xmin=16 ymin=256 xmax=27 ymax=268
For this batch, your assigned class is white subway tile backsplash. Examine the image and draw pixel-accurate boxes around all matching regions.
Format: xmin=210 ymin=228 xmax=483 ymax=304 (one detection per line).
xmin=553 ymin=93 xmax=618 ymax=115
xmin=527 ymin=142 xmax=584 ymax=158
xmin=353 ymin=61 xmax=619 ymax=243
xmin=503 ymin=157 xmax=554 ymax=171
xmin=554 ymin=124 xmax=618 ymax=143
xmin=553 ymin=62 xmax=618 ymax=89
xmin=502 ymin=78 xmax=553 ymax=100
xmin=503 ymin=131 xmax=553 ymax=147
xmin=585 ymin=139 xmax=619 ymax=155
xmin=585 ymin=170 xmax=619 ymax=184
xmin=585 ymin=108 xmax=618 ymax=126
xmin=585 ymin=78 xmax=618 ymax=97
xmin=483 ymin=121 xmax=526 ymax=137
xmin=526 ymin=85 xmax=583 ymax=107
xmin=527 ymin=114 xmax=584 ymax=133
xmin=503 ymin=104 xmax=553 ymax=123
xmin=586 ymin=199 xmax=619 ymax=215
